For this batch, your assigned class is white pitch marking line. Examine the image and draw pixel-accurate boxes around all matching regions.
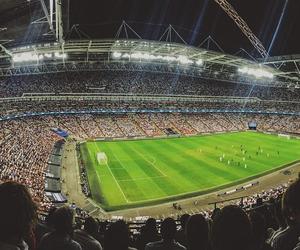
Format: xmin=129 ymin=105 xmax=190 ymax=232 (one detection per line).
xmin=95 ymin=144 xmax=130 ymax=203
xmin=104 ymin=161 xmax=130 ymax=203
xmin=130 ymin=147 xmax=167 ymax=177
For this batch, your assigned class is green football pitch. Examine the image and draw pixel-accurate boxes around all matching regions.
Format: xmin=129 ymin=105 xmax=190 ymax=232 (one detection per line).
xmin=79 ymin=131 xmax=300 ymax=211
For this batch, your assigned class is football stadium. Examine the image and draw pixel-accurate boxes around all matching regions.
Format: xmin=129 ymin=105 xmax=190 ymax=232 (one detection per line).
xmin=0 ymin=1 xmax=300 ymax=250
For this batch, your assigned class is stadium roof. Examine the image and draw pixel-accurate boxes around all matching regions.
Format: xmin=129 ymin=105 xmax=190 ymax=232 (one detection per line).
xmin=0 ymin=1 xmax=299 ymax=86
xmin=0 ymin=1 xmax=299 ymax=55
xmin=0 ymin=39 xmax=296 ymax=87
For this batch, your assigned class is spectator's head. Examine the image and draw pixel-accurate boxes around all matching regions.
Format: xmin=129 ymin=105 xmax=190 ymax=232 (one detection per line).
xmin=179 ymin=214 xmax=190 ymax=230
xmin=145 ymin=218 xmax=157 ymax=233
xmin=84 ymin=216 xmax=99 ymax=235
xmin=186 ymin=214 xmax=209 ymax=250
xmin=248 ymin=211 xmax=267 ymax=249
xmin=104 ymin=220 xmax=130 ymax=250
xmin=52 ymin=206 xmax=74 ymax=235
xmin=282 ymin=179 xmax=300 ymax=226
xmin=45 ymin=206 xmax=57 ymax=228
xmin=161 ymin=217 xmax=177 ymax=241
xmin=211 ymin=205 xmax=252 ymax=250
xmin=0 ymin=181 xmax=37 ymax=242
xmin=211 ymin=207 xmax=221 ymax=220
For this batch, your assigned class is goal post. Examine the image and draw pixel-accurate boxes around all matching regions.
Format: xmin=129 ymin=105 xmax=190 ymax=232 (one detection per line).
xmin=97 ymin=152 xmax=108 ymax=165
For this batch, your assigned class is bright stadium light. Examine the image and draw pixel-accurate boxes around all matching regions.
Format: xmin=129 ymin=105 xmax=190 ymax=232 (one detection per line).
xmin=44 ymin=53 xmax=52 ymax=58
xmin=112 ymin=52 xmax=122 ymax=58
xmin=12 ymin=52 xmax=38 ymax=63
xmin=195 ymin=59 xmax=203 ymax=66
xmin=111 ymin=50 xmax=205 ymax=69
xmin=177 ymin=55 xmax=193 ymax=64
xmin=238 ymin=66 xmax=274 ymax=79
xmin=54 ymin=52 xmax=68 ymax=59
xmin=122 ymin=53 xmax=130 ymax=58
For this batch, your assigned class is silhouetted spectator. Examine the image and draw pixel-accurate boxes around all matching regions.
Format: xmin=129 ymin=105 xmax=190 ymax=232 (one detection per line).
xmin=186 ymin=214 xmax=209 ymax=250
xmin=175 ymin=214 xmax=190 ymax=247
xmin=73 ymin=217 xmax=102 ymax=250
xmin=248 ymin=211 xmax=272 ymax=250
xmin=145 ymin=217 xmax=186 ymax=250
xmin=135 ymin=218 xmax=160 ymax=250
xmin=104 ymin=220 xmax=136 ymax=250
xmin=211 ymin=205 xmax=252 ymax=250
xmin=35 ymin=207 xmax=57 ymax=244
xmin=0 ymin=181 xmax=37 ymax=250
xmin=273 ymin=179 xmax=300 ymax=250
xmin=38 ymin=206 xmax=81 ymax=250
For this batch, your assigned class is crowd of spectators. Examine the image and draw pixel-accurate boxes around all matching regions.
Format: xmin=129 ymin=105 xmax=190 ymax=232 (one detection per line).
xmin=1 ymin=178 xmax=300 ymax=250
xmin=1 ymin=71 xmax=300 ymax=101
xmin=0 ymin=119 xmax=60 ymax=211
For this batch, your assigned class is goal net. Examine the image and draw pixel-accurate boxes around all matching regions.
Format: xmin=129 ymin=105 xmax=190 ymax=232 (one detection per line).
xmin=97 ymin=152 xmax=108 ymax=165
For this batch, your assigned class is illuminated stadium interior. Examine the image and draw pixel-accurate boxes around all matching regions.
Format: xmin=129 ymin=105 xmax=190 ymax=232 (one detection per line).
xmin=0 ymin=1 xmax=300 ymax=250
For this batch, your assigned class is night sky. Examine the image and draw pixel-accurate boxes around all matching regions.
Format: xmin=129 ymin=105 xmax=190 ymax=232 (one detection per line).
xmin=68 ymin=0 xmax=300 ymax=57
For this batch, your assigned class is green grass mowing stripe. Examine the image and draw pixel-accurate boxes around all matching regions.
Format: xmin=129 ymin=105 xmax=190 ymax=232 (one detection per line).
xmin=162 ymin=138 xmax=243 ymax=185
xmin=136 ymin=140 xmax=197 ymax=194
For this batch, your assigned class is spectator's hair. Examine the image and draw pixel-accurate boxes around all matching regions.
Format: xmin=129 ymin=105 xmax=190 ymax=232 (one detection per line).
xmin=186 ymin=214 xmax=209 ymax=250
xmin=145 ymin=217 xmax=157 ymax=232
xmin=211 ymin=205 xmax=252 ymax=250
xmin=179 ymin=213 xmax=190 ymax=228
xmin=211 ymin=207 xmax=221 ymax=221
xmin=0 ymin=181 xmax=37 ymax=241
xmin=84 ymin=216 xmax=99 ymax=235
xmin=248 ymin=211 xmax=267 ymax=249
xmin=282 ymin=179 xmax=300 ymax=223
xmin=51 ymin=206 xmax=74 ymax=235
xmin=161 ymin=217 xmax=177 ymax=241
xmin=45 ymin=206 xmax=57 ymax=228
xmin=104 ymin=220 xmax=130 ymax=250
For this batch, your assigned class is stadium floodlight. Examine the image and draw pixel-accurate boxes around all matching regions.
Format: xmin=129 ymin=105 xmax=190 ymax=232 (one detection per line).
xmin=177 ymin=55 xmax=193 ymax=64
xmin=44 ymin=53 xmax=52 ymax=58
xmin=12 ymin=52 xmax=39 ymax=63
xmin=112 ymin=52 xmax=122 ymax=58
xmin=112 ymin=50 xmax=206 ymax=69
xmin=54 ymin=52 xmax=67 ymax=59
xmin=122 ymin=53 xmax=130 ymax=58
xmin=195 ymin=59 xmax=204 ymax=66
xmin=238 ymin=66 xmax=274 ymax=79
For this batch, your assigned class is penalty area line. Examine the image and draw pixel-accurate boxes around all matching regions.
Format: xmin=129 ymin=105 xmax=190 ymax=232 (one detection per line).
xmin=104 ymin=162 xmax=130 ymax=204
xmin=94 ymin=144 xmax=130 ymax=203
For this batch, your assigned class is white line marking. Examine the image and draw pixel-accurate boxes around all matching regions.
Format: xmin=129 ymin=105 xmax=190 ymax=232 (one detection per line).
xmin=130 ymin=147 xmax=167 ymax=177
xmin=94 ymin=144 xmax=129 ymax=203
xmin=104 ymin=161 xmax=130 ymax=203
xmin=89 ymin=208 xmax=98 ymax=215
